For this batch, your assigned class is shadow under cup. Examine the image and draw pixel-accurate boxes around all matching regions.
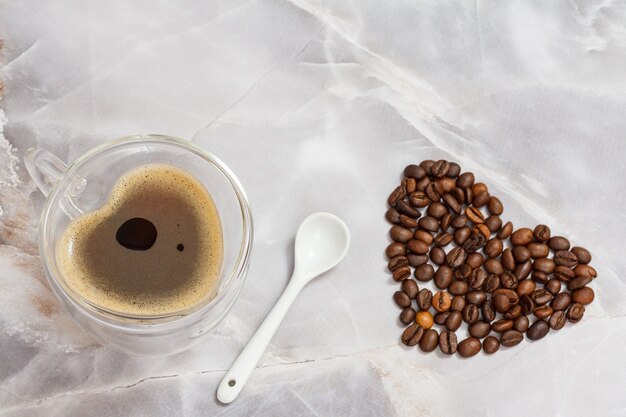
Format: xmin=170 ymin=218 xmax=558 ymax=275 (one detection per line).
xmin=35 ymin=135 xmax=252 ymax=355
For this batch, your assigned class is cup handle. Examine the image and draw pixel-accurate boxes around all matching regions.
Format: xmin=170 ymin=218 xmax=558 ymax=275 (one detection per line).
xmin=24 ymin=147 xmax=68 ymax=197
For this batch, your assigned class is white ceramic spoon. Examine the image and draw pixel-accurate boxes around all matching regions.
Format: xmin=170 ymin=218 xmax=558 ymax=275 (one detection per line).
xmin=217 ymin=212 xmax=350 ymax=404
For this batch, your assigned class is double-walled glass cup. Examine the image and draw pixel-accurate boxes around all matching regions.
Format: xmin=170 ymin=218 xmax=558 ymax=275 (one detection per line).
xmin=24 ymin=135 xmax=252 ymax=355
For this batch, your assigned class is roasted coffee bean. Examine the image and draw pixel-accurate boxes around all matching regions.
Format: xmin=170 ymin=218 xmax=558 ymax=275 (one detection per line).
xmin=456 ymin=172 xmax=475 ymax=188
xmin=533 ymin=257 xmax=555 ymax=274
xmin=434 ymin=312 xmax=449 ymax=326
xmin=484 ymin=238 xmax=503 ymax=258
xmin=417 ymin=288 xmax=433 ymax=310
xmin=499 ymin=271 xmax=518 ymax=289
xmin=500 ymin=330 xmax=524 ymax=347
xmin=493 ymin=294 xmax=511 ymax=313
xmin=483 ymin=336 xmax=500 ymax=354
xmin=485 ymin=215 xmax=503 ymax=233
xmin=416 ymin=311 xmax=434 ymax=329
xmin=516 ymin=279 xmax=536 ymax=297
xmin=483 ymin=258 xmax=504 ymax=274
xmin=466 ymin=252 xmax=485 ymax=269
xmin=407 ymin=239 xmax=430 ymax=255
xmin=534 ymin=305 xmax=553 ymax=319
xmin=402 ymin=177 xmax=417 ymax=194
xmin=482 ymin=300 xmax=496 ymax=321
xmin=567 ymin=303 xmax=585 ymax=323
xmin=573 ymin=264 xmax=597 ymax=279
xmin=434 ymin=232 xmax=454 ymax=247
xmin=548 ymin=236 xmax=571 ymax=251
xmin=514 ymin=260 xmax=532 ymax=280
xmin=407 ymin=254 xmax=428 ymax=267
xmin=453 ymin=264 xmax=472 ymax=281
xmin=487 ymin=196 xmax=504 ymax=215
xmin=420 ymin=160 xmax=436 ymax=172
xmin=399 ymin=215 xmax=419 ymax=228
xmin=439 ymin=330 xmax=458 ymax=355
xmin=512 ymin=245 xmax=531 ymax=263
xmin=497 ymin=221 xmax=514 ymax=239
xmin=442 ymin=193 xmax=462 ymax=214
xmin=390 ymin=226 xmax=413 ymax=243
xmin=419 ymin=329 xmax=439 ymax=352
xmin=446 ymin=247 xmax=466 ymax=268
xmin=385 ymin=208 xmax=401 ymax=224
xmin=469 ymin=321 xmax=491 ymax=338
xmin=388 ymin=186 xmax=406 ymax=207
xmin=531 ymin=271 xmax=548 ymax=284
xmin=449 ymin=280 xmax=469 ymax=296
xmin=503 ymin=304 xmax=522 ymax=320
xmin=424 ymin=182 xmax=441 ymax=201
xmin=386 ymin=242 xmax=406 ymax=258
xmin=401 ymin=279 xmax=419 ymax=299
xmin=454 ymin=226 xmax=472 ymax=245
xmin=415 ymin=264 xmax=435 ymax=282
xmin=402 ymin=323 xmax=424 ymax=346
xmin=392 ymin=266 xmax=411 ymax=282
xmin=550 ymin=310 xmax=567 ymax=330
xmin=555 ymin=265 xmax=575 ymax=282
xmin=393 ymin=291 xmax=411 ymax=308
xmin=533 ymin=224 xmax=551 ymax=242
xmin=527 ymin=320 xmax=550 ymax=341
xmin=448 ymin=162 xmax=461 ymax=178
xmin=502 ymin=249 xmax=515 ymax=271
xmin=416 ymin=177 xmax=431 ymax=192
xmin=514 ymin=315 xmax=529 ymax=332
xmin=451 ymin=215 xmax=468 ymax=229
xmin=492 ymin=319 xmax=514 ymax=333
xmin=435 ymin=265 xmax=453 ymax=289
xmin=414 ymin=230 xmax=434 ymax=245
xmin=572 ymin=287 xmax=595 ymax=305
xmin=446 ymin=310 xmax=463 ymax=331
xmin=418 ymin=216 xmax=439 ymax=232
xmin=571 ymin=246 xmax=592 ymax=264
xmin=462 ymin=304 xmax=480 ymax=324
xmin=457 ymin=337 xmax=481 ymax=357
xmin=469 ymin=268 xmax=487 ymax=289
xmin=462 ymin=233 xmax=486 ymax=253
xmin=528 ymin=243 xmax=550 ymax=258
xmin=471 ymin=182 xmax=488 ymax=195
xmin=520 ymin=295 xmax=535 ymax=315
xmin=440 ymin=213 xmax=453 ymax=231
xmin=430 ymin=160 xmax=450 ymax=178
xmin=404 ymin=164 xmax=427 ymax=180
xmin=451 ymin=296 xmax=466 ymax=312
xmin=473 ymin=192 xmax=491 ymax=208
xmin=510 ymin=228 xmax=533 ymax=246
xmin=427 ymin=202 xmax=448 ymax=219
xmin=397 ymin=200 xmax=421 ymax=218
xmin=400 ymin=308 xmax=416 ymax=324
xmin=437 ymin=178 xmax=456 ymax=194
xmin=466 ymin=290 xmax=487 ymax=306
xmin=452 ymin=188 xmax=466 ymax=206
xmin=410 ymin=191 xmax=430 ymax=208
xmin=532 ymin=289 xmax=553 ymax=306
xmin=545 ymin=278 xmax=561 ymax=295
xmin=432 ymin=291 xmax=452 ymax=312
xmin=430 ymin=247 xmax=446 ymax=265
xmin=465 ymin=207 xmax=485 ymax=224
xmin=473 ymin=224 xmax=491 ymax=240
xmin=388 ymin=256 xmax=409 ymax=272
xmin=483 ymin=274 xmax=500 ymax=293
xmin=568 ymin=276 xmax=592 ymax=291
xmin=551 ymin=292 xmax=571 ymax=310
xmin=554 ymin=250 xmax=578 ymax=268
xmin=464 ymin=186 xmax=474 ymax=205
xmin=493 ymin=288 xmax=519 ymax=304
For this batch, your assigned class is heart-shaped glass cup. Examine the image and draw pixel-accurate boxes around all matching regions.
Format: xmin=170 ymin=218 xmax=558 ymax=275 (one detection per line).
xmin=24 ymin=134 xmax=253 ymax=355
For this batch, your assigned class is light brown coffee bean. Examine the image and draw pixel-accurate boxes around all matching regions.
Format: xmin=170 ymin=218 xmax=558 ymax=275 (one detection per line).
xmin=510 ymin=228 xmax=533 ymax=246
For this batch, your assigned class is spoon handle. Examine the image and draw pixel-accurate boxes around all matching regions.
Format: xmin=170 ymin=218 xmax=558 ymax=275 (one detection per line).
xmin=217 ymin=277 xmax=305 ymax=404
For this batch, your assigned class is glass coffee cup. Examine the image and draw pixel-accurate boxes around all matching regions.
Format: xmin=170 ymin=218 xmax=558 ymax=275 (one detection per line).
xmin=24 ymin=134 xmax=253 ymax=355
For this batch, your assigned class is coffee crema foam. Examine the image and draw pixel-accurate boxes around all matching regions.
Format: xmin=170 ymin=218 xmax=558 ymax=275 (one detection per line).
xmin=57 ymin=164 xmax=223 ymax=315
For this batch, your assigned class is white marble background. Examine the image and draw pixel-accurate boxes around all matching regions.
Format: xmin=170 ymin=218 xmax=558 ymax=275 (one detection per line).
xmin=2 ymin=1 xmax=626 ymax=416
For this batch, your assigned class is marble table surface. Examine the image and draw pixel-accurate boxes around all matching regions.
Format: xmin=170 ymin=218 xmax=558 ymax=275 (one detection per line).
xmin=2 ymin=1 xmax=626 ymax=416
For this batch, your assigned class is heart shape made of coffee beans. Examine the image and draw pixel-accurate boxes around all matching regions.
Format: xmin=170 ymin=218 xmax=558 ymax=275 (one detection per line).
xmin=386 ymin=160 xmax=596 ymax=357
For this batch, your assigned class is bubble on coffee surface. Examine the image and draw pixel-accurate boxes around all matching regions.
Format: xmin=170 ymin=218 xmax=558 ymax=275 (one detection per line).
xmin=57 ymin=164 xmax=223 ymax=315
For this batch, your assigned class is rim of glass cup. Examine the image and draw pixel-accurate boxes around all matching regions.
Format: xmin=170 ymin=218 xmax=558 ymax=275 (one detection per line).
xmin=39 ymin=134 xmax=253 ymax=325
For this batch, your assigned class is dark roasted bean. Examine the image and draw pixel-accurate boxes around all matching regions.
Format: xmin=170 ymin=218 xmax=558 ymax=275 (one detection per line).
xmin=402 ymin=323 xmax=424 ymax=346
xmin=397 ymin=200 xmax=421 ymax=218
xmin=531 ymin=271 xmax=548 ymax=284
xmin=419 ymin=329 xmax=439 ymax=352
xmin=400 ymin=308 xmax=416 ymax=324
xmin=407 ymin=239 xmax=430 ymax=255
xmin=404 ymin=164 xmax=426 ymax=180
xmin=454 ymin=226 xmax=471 ymax=245
xmin=439 ymin=330 xmax=458 ymax=354
xmin=520 ymin=295 xmax=534 ymax=315
xmin=392 ymin=266 xmax=411 ymax=282
xmin=388 ymin=255 xmax=409 ymax=272
xmin=451 ymin=215 xmax=468 ymax=229
xmin=418 ymin=216 xmax=439 ymax=232
xmin=548 ymin=236 xmax=570 ymax=251
xmin=393 ymin=291 xmax=411 ymax=308
xmin=491 ymin=319 xmax=514 ymax=333
xmin=500 ymin=271 xmax=518 ymax=289
xmin=401 ymin=279 xmax=419 ymax=299
xmin=472 ymin=182 xmax=488 ymax=195
xmin=487 ymin=196 xmax=503 ymax=215
xmin=431 ymin=160 xmax=450 ymax=178
xmin=502 ymin=248 xmax=515 ymax=271
xmin=527 ymin=320 xmax=550 ymax=341
xmin=485 ymin=215 xmax=503 ymax=233
xmin=453 ymin=264 xmax=472 ymax=281
xmin=427 ymin=202 xmax=448 ymax=219
xmin=449 ymin=280 xmax=469 ymax=296
xmin=386 ymin=242 xmax=406 ymax=258
xmin=482 ymin=300 xmax=496 ymax=322
xmin=424 ymin=182 xmax=440 ymax=201
xmin=573 ymin=264 xmax=597 ymax=279
xmin=493 ymin=294 xmax=511 ymax=313
xmin=554 ymin=250 xmax=578 ymax=268
xmin=533 ymin=224 xmax=551 ymax=242
xmin=516 ymin=279 xmax=536 ymax=297
xmin=442 ymin=193 xmax=461 ymax=214
xmin=533 ymin=257 xmax=555 ymax=274
xmin=469 ymin=321 xmax=491 ymax=338
xmin=466 ymin=290 xmax=487 ymax=306
xmin=567 ymin=276 xmax=592 ymax=291
xmin=440 ymin=213 xmax=453 ymax=231
xmin=500 ymin=330 xmax=524 ymax=347
xmin=402 ymin=177 xmax=417 ymax=194
xmin=554 ymin=265 xmax=575 ymax=282
xmin=451 ymin=296 xmax=466 ymax=312
xmin=430 ymin=247 xmax=446 ymax=265
xmin=510 ymin=228 xmax=533 ymax=246
xmin=409 ymin=191 xmax=430 ymax=208
xmin=390 ymin=226 xmax=413 ymax=243
xmin=512 ymin=245 xmax=531 ymax=263
xmin=551 ymin=292 xmax=571 ymax=310
xmin=513 ymin=315 xmax=529 ymax=332
xmin=446 ymin=247 xmax=466 ymax=268
xmin=532 ymin=289 xmax=553 ymax=306
xmin=385 ymin=208 xmax=401 ymax=224
xmin=458 ymin=337 xmax=481 ymax=357
xmin=497 ymin=221 xmax=514 ymax=239
xmin=462 ymin=304 xmax=480 ymax=324
xmin=503 ymin=304 xmax=522 ymax=320
xmin=483 ymin=336 xmax=500 ymax=354
xmin=446 ymin=310 xmax=463 ymax=331
xmin=567 ymin=303 xmax=585 ymax=323
xmin=545 ymin=278 xmax=561 ymax=295
xmin=484 ymin=238 xmax=503 ymax=258
xmin=434 ymin=232 xmax=454 ymax=247
xmin=466 ymin=252 xmax=484 ymax=269
xmin=572 ymin=287 xmax=595 ymax=305
xmin=435 ymin=265 xmax=453 ymax=289
xmin=414 ymin=230 xmax=434 ymax=245
xmin=399 ymin=214 xmax=419 ymax=228
xmin=550 ymin=310 xmax=567 ymax=330
xmin=448 ymin=163 xmax=461 ymax=178
xmin=469 ymin=268 xmax=487 ymax=289
xmin=528 ymin=243 xmax=550 ymax=258
xmin=571 ymin=246 xmax=592 ymax=264
xmin=434 ymin=312 xmax=450 ymax=326
xmin=416 ymin=288 xmax=433 ymax=310
xmin=462 ymin=232 xmax=486 ymax=253
xmin=388 ymin=186 xmax=406 ymax=206
xmin=534 ymin=305 xmax=553 ymax=319
xmin=465 ymin=207 xmax=485 ymax=224
xmin=456 ymin=172 xmax=475 ymax=188
xmin=473 ymin=192 xmax=490 ymax=208
xmin=483 ymin=274 xmax=500 ymax=293
xmin=415 ymin=264 xmax=435 ymax=282
xmin=514 ymin=260 xmax=533 ymax=280
xmin=416 ymin=177 xmax=430 ymax=192
xmin=407 ymin=253 xmax=428 ymax=267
